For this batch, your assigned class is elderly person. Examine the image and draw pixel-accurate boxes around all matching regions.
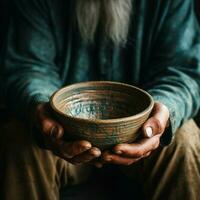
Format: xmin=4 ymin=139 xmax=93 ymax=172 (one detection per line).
xmin=0 ymin=0 xmax=200 ymax=199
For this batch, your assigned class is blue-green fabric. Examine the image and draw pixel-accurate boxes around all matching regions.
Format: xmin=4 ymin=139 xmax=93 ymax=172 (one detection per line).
xmin=1 ymin=0 xmax=200 ymax=145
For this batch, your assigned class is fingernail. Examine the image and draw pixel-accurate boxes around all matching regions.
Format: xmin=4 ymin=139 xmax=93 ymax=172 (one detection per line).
xmin=115 ymin=150 xmax=122 ymax=155
xmin=145 ymin=127 xmax=153 ymax=138
xmin=91 ymin=149 xmax=101 ymax=157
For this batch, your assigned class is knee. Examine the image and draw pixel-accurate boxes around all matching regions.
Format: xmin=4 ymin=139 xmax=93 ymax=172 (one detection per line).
xmin=172 ymin=119 xmax=200 ymax=159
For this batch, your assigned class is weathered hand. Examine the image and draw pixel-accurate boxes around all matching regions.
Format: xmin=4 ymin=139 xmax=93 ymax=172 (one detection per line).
xmin=34 ymin=103 xmax=101 ymax=165
xmin=95 ymin=102 xmax=169 ymax=167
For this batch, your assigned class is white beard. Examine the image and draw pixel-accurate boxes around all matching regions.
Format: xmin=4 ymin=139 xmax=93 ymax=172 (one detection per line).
xmin=75 ymin=0 xmax=133 ymax=45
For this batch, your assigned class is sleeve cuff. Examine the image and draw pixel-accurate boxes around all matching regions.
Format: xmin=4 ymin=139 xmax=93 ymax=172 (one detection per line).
xmin=29 ymin=93 xmax=50 ymax=106
xmin=24 ymin=92 xmax=54 ymax=124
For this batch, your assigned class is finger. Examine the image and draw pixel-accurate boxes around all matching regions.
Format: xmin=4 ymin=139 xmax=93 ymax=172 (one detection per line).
xmin=143 ymin=102 xmax=169 ymax=138
xmin=102 ymin=151 xmax=140 ymax=166
xmin=59 ymin=140 xmax=92 ymax=159
xmin=36 ymin=104 xmax=64 ymax=139
xmin=70 ymin=147 xmax=101 ymax=165
xmin=113 ymin=135 xmax=160 ymax=158
xmin=41 ymin=119 xmax=64 ymax=139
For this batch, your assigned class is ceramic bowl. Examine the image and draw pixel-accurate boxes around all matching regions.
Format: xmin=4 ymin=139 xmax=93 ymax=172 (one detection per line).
xmin=50 ymin=81 xmax=154 ymax=149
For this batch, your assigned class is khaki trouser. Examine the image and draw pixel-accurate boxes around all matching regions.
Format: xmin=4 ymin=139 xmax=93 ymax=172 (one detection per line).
xmin=0 ymin=119 xmax=200 ymax=200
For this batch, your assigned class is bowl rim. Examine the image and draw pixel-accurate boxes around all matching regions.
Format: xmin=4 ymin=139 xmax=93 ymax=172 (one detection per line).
xmin=50 ymin=81 xmax=154 ymax=124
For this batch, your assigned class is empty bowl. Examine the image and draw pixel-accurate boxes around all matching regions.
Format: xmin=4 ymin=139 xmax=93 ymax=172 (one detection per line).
xmin=50 ymin=81 xmax=154 ymax=149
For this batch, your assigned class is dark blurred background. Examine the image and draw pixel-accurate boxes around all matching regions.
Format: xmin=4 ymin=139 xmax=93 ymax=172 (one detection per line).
xmin=196 ymin=0 xmax=200 ymax=21
xmin=0 ymin=0 xmax=9 ymax=48
xmin=0 ymin=0 xmax=11 ymax=123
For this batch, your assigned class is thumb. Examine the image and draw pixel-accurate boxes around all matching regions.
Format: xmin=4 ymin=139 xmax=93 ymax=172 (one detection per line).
xmin=143 ymin=102 xmax=170 ymax=138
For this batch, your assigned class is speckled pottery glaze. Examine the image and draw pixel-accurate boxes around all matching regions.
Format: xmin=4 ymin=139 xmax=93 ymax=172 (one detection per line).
xmin=50 ymin=81 xmax=154 ymax=149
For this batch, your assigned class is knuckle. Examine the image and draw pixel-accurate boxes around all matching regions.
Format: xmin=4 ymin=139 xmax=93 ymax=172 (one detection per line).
xmin=151 ymin=138 xmax=160 ymax=150
xmin=41 ymin=120 xmax=52 ymax=133
xmin=135 ymin=147 xmax=144 ymax=157
xmin=154 ymin=137 xmax=160 ymax=147
xmin=154 ymin=118 xmax=162 ymax=132
xmin=155 ymin=142 xmax=160 ymax=149
xmin=135 ymin=150 xmax=144 ymax=157
xmin=151 ymin=118 xmax=164 ymax=134
xmin=151 ymin=142 xmax=157 ymax=150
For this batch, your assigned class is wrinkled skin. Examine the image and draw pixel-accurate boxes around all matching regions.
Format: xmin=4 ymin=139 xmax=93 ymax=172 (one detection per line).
xmin=34 ymin=102 xmax=169 ymax=167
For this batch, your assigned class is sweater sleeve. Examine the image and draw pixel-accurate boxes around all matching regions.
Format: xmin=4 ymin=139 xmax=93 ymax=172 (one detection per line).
xmin=1 ymin=0 xmax=62 ymax=118
xmin=146 ymin=0 xmax=200 ymax=145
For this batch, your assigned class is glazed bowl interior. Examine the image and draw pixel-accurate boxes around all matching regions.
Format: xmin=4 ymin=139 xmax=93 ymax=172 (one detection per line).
xmin=51 ymin=82 xmax=153 ymax=121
